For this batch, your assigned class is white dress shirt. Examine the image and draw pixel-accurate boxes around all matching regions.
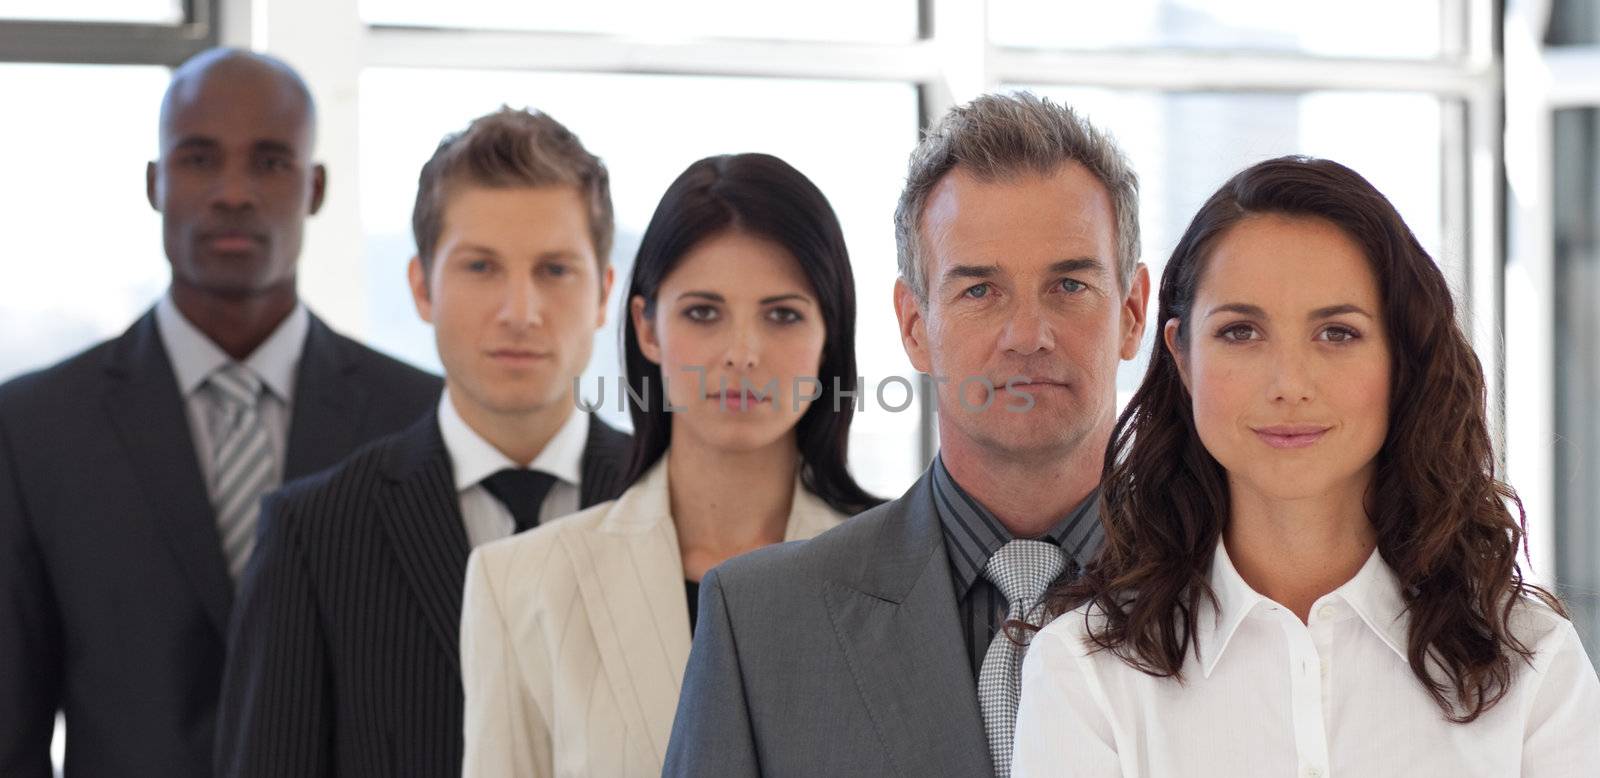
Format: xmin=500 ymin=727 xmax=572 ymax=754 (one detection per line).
xmin=437 ymin=389 xmax=588 ymax=549
xmin=155 ymin=293 xmax=307 ymax=500
xmin=1013 ymin=544 xmax=1600 ymax=778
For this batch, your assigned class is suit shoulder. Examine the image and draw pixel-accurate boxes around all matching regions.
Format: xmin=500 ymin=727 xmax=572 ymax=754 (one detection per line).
xmin=330 ymin=333 xmax=441 ymax=397
xmin=0 ymin=336 xmax=118 ymax=413
xmin=472 ymin=499 xmax=618 ymax=573
xmin=712 ymin=499 xmax=896 ymax=592
xmin=268 ymin=427 xmax=408 ymax=519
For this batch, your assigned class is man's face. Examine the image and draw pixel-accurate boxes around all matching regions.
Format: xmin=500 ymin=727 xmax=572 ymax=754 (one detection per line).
xmin=894 ymin=164 xmax=1149 ymax=463
xmin=147 ymin=63 xmax=325 ymax=299
xmin=409 ymin=184 xmax=612 ymax=421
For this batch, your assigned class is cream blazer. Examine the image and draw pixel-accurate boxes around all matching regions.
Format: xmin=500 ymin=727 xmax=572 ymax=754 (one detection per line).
xmin=459 ymin=458 xmax=846 ymax=778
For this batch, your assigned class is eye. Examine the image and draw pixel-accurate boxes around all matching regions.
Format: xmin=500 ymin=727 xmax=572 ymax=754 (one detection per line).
xmin=963 ymin=283 xmax=991 ymax=300
xmin=684 ymin=305 xmax=719 ymax=323
xmin=176 ymin=150 xmax=215 ymax=168
xmin=1059 ymin=278 xmax=1087 ymax=293
xmin=464 ymin=259 xmax=493 ymax=274
xmin=1217 ymin=323 xmax=1260 ymax=342
xmin=257 ymin=156 xmax=293 ymax=173
xmin=1318 ymin=325 xmax=1360 ymax=343
xmin=767 ymin=307 xmax=803 ymax=325
xmin=539 ymin=262 xmax=571 ymax=278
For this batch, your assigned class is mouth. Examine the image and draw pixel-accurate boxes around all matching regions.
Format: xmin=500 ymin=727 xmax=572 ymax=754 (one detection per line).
xmin=486 ymin=348 xmax=553 ymax=365
xmin=1252 ymin=424 xmax=1331 ymax=449
xmin=200 ymin=230 xmax=266 ymax=253
xmin=707 ymin=390 xmax=772 ymax=411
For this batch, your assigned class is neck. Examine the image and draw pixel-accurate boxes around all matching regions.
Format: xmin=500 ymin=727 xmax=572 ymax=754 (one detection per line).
xmin=669 ymin=430 xmax=800 ymax=582
xmin=170 ymin=279 xmax=298 ymax=361
xmin=938 ymin=424 xmax=1102 ymax=539
xmin=1223 ymin=474 xmax=1377 ymax=623
xmin=449 ymin=385 xmax=575 ymax=467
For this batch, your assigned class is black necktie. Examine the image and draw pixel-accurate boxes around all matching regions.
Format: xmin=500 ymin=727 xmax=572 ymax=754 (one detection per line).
xmin=480 ymin=468 xmax=559 ymax=534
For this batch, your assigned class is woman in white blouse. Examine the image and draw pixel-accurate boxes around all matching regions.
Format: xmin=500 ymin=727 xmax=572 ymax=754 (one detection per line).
xmin=1013 ymin=156 xmax=1600 ymax=778
xmin=458 ymin=153 xmax=880 ymax=778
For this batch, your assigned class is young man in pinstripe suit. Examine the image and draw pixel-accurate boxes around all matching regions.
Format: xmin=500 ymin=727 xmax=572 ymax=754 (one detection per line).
xmin=214 ymin=107 xmax=632 ymax=777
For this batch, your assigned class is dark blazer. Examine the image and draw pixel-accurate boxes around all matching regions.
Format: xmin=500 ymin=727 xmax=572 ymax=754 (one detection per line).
xmin=0 ymin=308 xmax=441 ymax=778
xmin=662 ymin=468 xmax=994 ymax=778
xmin=214 ymin=409 xmax=631 ymax=778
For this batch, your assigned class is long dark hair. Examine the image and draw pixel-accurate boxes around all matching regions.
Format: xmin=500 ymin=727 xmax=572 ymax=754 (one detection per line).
xmin=1047 ymin=155 xmax=1562 ymax=723
xmin=621 ymin=152 xmax=880 ymax=516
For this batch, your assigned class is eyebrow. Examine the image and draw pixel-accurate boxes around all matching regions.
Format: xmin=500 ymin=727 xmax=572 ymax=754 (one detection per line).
xmin=941 ymin=257 xmax=1104 ymax=284
xmin=678 ymin=291 xmax=815 ymax=305
xmin=1204 ymin=302 xmax=1376 ymax=320
xmin=253 ymin=140 xmax=296 ymax=156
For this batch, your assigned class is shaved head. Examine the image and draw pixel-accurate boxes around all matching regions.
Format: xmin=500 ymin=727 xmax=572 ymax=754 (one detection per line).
xmin=160 ymin=48 xmax=316 ymax=150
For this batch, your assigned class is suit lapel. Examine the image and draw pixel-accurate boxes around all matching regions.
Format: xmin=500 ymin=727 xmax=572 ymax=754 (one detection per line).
xmin=578 ymin=416 xmax=630 ymax=508
xmin=570 ymin=461 xmax=690 ymax=765
xmin=102 ymin=311 xmax=235 ymax=636
xmin=375 ymin=413 xmax=472 ymax=666
xmin=822 ymin=473 xmax=993 ymax=777
xmin=283 ymin=315 xmax=362 ymax=479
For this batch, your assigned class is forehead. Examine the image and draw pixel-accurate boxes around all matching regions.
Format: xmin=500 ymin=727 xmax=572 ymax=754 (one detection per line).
xmin=663 ymin=230 xmax=812 ymax=297
xmin=438 ymin=184 xmax=590 ymax=244
xmin=160 ymin=66 xmax=313 ymax=151
xmin=921 ymin=163 xmax=1116 ymax=273
xmin=1198 ymin=214 xmax=1380 ymax=308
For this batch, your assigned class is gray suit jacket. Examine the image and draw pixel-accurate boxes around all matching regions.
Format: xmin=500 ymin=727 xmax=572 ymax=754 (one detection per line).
xmin=662 ymin=468 xmax=994 ymax=778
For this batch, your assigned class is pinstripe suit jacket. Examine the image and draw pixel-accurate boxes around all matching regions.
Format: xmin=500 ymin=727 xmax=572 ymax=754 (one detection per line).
xmin=458 ymin=457 xmax=845 ymax=778
xmin=213 ymin=410 xmax=630 ymax=778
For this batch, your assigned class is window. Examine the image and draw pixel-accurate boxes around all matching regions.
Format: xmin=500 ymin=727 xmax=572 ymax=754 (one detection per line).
xmin=990 ymin=0 xmax=1451 ymax=59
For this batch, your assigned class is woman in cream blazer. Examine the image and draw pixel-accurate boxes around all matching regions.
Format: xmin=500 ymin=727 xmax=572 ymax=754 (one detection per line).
xmin=460 ymin=153 xmax=881 ymax=778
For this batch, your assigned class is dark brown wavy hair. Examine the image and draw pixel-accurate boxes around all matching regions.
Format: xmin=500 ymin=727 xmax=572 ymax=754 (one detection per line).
xmin=1043 ymin=155 xmax=1563 ymax=723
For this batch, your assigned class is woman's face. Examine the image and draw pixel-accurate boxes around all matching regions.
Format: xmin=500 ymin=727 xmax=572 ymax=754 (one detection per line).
xmin=632 ymin=229 xmax=828 ymax=456
xmin=1166 ymin=214 xmax=1391 ymax=506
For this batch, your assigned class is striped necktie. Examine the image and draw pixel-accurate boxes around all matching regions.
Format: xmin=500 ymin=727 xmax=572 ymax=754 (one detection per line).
xmin=977 ymin=539 xmax=1066 ymax=778
xmin=205 ymin=363 xmax=274 ymax=581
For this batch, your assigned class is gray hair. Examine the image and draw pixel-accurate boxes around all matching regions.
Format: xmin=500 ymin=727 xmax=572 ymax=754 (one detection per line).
xmin=894 ymin=92 xmax=1140 ymax=304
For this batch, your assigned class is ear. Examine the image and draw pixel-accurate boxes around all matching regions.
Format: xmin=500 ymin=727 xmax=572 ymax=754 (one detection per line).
xmin=893 ymin=279 xmax=932 ymax=374
xmin=1119 ymin=263 xmax=1152 ymax=361
xmin=1162 ymin=317 xmax=1190 ymax=390
xmin=146 ymin=161 xmax=159 ymax=211
xmin=308 ymin=164 xmax=328 ymax=215
xmin=630 ymin=295 xmax=662 ymax=365
xmin=595 ymin=265 xmax=615 ymax=330
xmin=407 ymin=255 xmax=433 ymax=324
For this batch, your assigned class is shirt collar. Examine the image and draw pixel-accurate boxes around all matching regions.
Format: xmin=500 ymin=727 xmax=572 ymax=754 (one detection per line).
xmin=930 ymin=454 xmax=1104 ymax=597
xmin=437 ymin=389 xmax=589 ymax=493
xmin=154 ymin=291 xmax=308 ymax=402
xmin=1197 ymin=542 xmax=1410 ymax=678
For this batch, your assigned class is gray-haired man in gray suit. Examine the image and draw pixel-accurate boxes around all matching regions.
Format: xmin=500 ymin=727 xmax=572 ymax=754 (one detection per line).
xmin=663 ymin=92 xmax=1151 ymax=777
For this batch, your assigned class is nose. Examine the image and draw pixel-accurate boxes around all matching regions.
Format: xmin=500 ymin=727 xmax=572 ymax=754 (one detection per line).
xmin=210 ymin=159 xmax=257 ymax=212
xmin=497 ymin=273 xmax=545 ymax=330
xmin=722 ymin=322 xmax=760 ymax=371
xmin=1267 ymin=346 xmax=1315 ymax=404
xmin=998 ymin=298 xmax=1056 ymax=356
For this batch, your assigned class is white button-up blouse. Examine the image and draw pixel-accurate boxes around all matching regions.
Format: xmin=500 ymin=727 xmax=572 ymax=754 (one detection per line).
xmin=1013 ymin=545 xmax=1600 ymax=777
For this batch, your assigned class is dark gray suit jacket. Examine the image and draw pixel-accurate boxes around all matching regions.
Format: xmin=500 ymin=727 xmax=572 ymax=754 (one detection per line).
xmin=213 ymin=410 xmax=631 ymax=777
xmin=663 ymin=468 xmax=995 ymax=777
xmin=0 ymin=309 xmax=441 ymax=778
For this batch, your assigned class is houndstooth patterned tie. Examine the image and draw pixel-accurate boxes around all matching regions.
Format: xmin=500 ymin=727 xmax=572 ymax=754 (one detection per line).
xmin=205 ymin=363 xmax=274 ymax=581
xmin=977 ymin=539 xmax=1066 ymax=778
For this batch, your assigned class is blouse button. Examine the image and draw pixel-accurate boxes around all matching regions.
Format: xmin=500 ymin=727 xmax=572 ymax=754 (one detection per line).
xmin=1317 ymin=604 xmax=1337 ymax=620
